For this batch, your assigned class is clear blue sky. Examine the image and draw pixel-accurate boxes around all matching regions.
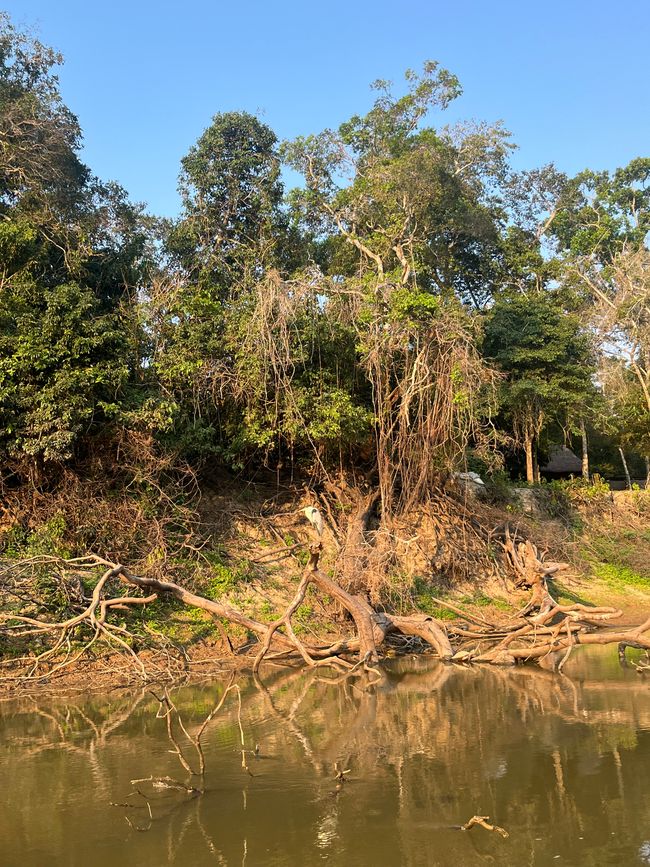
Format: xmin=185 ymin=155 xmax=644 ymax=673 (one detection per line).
xmin=6 ymin=0 xmax=649 ymax=216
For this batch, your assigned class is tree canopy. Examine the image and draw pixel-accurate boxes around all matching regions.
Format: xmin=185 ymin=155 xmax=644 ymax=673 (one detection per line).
xmin=0 ymin=14 xmax=648 ymax=497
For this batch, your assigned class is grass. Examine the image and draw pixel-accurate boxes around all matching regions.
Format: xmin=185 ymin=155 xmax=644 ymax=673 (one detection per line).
xmin=415 ymin=601 xmax=457 ymax=620
xmin=591 ymin=562 xmax=650 ymax=590
xmin=134 ymin=597 xmax=218 ymax=642
xmin=459 ymin=591 xmax=511 ymax=611
xmin=581 ymin=524 xmax=650 ymax=593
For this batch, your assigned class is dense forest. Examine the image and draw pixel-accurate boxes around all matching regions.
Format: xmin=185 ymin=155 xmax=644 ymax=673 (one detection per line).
xmin=1 ymin=15 xmax=648 ymax=494
xmin=1 ymin=13 xmax=649 ymax=680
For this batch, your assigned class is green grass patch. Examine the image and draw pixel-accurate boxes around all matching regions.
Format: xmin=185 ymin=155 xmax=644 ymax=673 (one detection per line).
xmin=133 ymin=597 xmax=217 ymax=642
xmin=415 ymin=600 xmax=457 ymax=620
xmin=582 ymin=524 xmax=650 ymax=591
xmin=592 ymin=562 xmax=650 ymax=590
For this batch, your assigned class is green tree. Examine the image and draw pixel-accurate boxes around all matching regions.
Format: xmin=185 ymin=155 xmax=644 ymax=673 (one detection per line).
xmin=152 ymin=112 xmax=306 ymax=463
xmin=283 ymin=63 xmax=504 ymax=510
xmin=166 ymin=111 xmax=284 ymax=291
xmin=483 ymin=293 xmax=595 ymax=483
xmin=0 ymin=16 xmax=149 ymax=475
xmin=0 ymin=13 xmax=89 ymax=229
xmin=553 ymin=159 xmax=650 ymax=258
xmin=0 ymin=280 xmax=129 ymax=464
xmin=283 ymin=63 xmax=512 ymax=306
xmin=553 ymin=159 xmax=650 ymax=469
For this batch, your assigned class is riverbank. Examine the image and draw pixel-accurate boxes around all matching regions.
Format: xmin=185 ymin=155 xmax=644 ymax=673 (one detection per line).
xmin=2 ymin=478 xmax=648 ymax=698
xmin=2 ymin=580 xmax=647 ymax=701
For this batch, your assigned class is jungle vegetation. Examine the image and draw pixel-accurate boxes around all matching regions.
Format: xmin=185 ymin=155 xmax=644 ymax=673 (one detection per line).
xmin=1 ymin=12 xmax=650 ymax=679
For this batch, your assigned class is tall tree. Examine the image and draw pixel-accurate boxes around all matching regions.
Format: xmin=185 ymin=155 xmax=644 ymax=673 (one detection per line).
xmin=153 ymin=112 xmax=295 ymax=461
xmin=0 ymin=16 xmax=148 ymax=475
xmin=0 ymin=13 xmax=89 ymax=230
xmin=483 ymin=294 xmax=595 ymax=483
xmin=283 ymin=63 xmax=506 ymax=510
xmin=166 ymin=111 xmax=283 ymax=291
xmin=553 ymin=159 xmax=650 ymax=466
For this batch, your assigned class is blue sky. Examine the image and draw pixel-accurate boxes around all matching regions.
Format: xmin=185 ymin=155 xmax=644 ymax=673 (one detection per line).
xmin=6 ymin=0 xmax=649 ymax=216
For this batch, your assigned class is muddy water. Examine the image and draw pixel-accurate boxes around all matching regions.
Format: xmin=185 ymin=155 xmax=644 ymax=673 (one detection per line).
xmin=2 ymin=649 xmax=650 ymax=867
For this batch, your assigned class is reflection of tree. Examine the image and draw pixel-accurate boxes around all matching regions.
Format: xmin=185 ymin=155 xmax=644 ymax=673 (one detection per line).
xmin=2 ymin=659 xmax=650 ymax=865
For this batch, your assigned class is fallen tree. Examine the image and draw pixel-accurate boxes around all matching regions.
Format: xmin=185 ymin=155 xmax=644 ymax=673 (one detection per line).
xmin=1 ymin=519 xmax=650 ymax=687
xmin=0 ymin=546 xmax=453 ymax=682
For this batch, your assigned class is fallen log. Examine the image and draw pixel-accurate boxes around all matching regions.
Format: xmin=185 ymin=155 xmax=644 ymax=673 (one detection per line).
xmin=1 ymin=527 xmax=649 ymax=684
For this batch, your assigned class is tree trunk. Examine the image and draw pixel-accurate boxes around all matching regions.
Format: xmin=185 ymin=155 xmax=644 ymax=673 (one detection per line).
xmin=619 ymin=447 xmax=632 ymax=489
xmin=524 ymin=435 xmax=534 ymax=484
xmin=532 ymin=447 xmax=540 ymax=484
xmin=645 ymin=456 xmax=649 ymax=490
xmin=580 ymin=418 xmax=589 ymax=481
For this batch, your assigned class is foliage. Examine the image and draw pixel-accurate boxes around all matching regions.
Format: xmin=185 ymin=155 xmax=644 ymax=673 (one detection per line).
xmin=1 ymin=513 xmax=70 ymax=558
xmin=0 ymin=280 xmax=130 ymax=461
xmin=592 ymin=561 xmax=650 ymax=589
xmin=0 ymin=12 xmax=87 ymax=220
xmin=0 ymin=16 xmax=151 ymax=473
xmin=167 ymin=111 xmax=285 ymax=290
xmin=0 ymin=10 xmax=648 ymax=585
xmin=553 ymin=160 xmax=650 ymax=258
xmin=552 ymin=475 xmax=612 ymax=506
xmin=283 ymin=64 xmax=505 ymax=510
xmin=553 ymin=162 xmax=650 ymax=469
xmin=483 ymin=292 xmax=596 ymax=481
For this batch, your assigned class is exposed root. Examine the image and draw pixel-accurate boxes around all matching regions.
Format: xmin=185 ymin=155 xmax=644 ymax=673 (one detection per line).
xmin=1 ymin=519 xmax=649 ymax=686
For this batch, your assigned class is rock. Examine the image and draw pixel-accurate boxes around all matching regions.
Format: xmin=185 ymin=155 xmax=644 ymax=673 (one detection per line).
xmin=454 ymin=471 xmax=486 ymax=498
xmin=512 ymin=487 xmax=541 ymax=516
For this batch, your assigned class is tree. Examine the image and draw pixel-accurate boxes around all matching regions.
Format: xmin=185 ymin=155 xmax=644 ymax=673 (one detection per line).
xmin=483 ymin=293 xmax=595 ymax=483
xmin=586 ymin=248 xmax=650 ymax=416
xmin=0 ymin=17 xmax=149 ymax=475
xmin=0 ymin=280 xmax=129 ymax=464
xmin=553 ymin=159 xmax=650 ymax=468
xmin=598 ymin=358 xmax=650 ymax=483
xmin=0 ymin=13 xmax=89 ymax=224
xmin=282 ymin=63 xmax=507 ymax=511
xmin=284 ymin=63 xmax=512 ymax=306
xmin=553 ymin=159 xmax=650 ymax=259
xmin=166 ymin=111 xmax=283 ymax=291
xmin=153 ymin=112 xmax=309 ymax=463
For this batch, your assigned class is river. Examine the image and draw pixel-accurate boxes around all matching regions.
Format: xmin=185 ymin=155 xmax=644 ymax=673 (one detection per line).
xmin=2 ymin=648 xmax=650 ymax=866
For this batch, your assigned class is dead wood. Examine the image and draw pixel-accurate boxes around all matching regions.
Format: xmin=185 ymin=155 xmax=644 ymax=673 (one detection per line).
xmin=1 ymin=515 xmax=649 ymax=683
xmin=461 ymin=815 xmax=509 ymax=838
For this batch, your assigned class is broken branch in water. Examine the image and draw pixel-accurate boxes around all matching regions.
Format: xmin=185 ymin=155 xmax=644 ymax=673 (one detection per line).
xmin=110 ymin=788 xmax=153 ymax=832
xmin=110 ymin=680 xmax=239 ymax=831
xmin=461 ymin=815 xmax=509 ymax=838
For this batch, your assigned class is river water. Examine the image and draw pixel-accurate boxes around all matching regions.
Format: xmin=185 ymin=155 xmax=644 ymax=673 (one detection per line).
xmin=2 ymin=648 xmax=650 ymax=866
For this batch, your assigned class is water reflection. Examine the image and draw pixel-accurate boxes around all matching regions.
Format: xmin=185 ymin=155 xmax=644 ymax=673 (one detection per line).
xmin=1 ymin=649 xmax=650 ymax=866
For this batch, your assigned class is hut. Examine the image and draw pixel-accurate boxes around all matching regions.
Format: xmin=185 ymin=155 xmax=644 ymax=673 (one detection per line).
xmin=540 ymin=445 xmax=583 ymax=480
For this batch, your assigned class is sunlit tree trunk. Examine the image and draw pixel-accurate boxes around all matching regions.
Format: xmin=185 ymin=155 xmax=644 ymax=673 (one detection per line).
xmin=618 ymin=447 xmax=632 ymax=490
xmin=524 ymin=434 xmax=534 ymax=484
xmin=580 ymin=418 xmax=589 ymax=481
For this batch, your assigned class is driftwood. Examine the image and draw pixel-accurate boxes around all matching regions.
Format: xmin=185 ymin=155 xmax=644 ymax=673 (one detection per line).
xmin=461 ymin=815 xmax=509 ymax=838
xmin=1 ymin=519 xmax=649 ymax=684
xmin=109 ymin=674 xmax=245 ymax=834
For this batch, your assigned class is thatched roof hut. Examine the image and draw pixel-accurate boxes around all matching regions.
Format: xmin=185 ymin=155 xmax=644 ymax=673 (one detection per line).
xmin=540 ymin=445 xmax=582 ymax=477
